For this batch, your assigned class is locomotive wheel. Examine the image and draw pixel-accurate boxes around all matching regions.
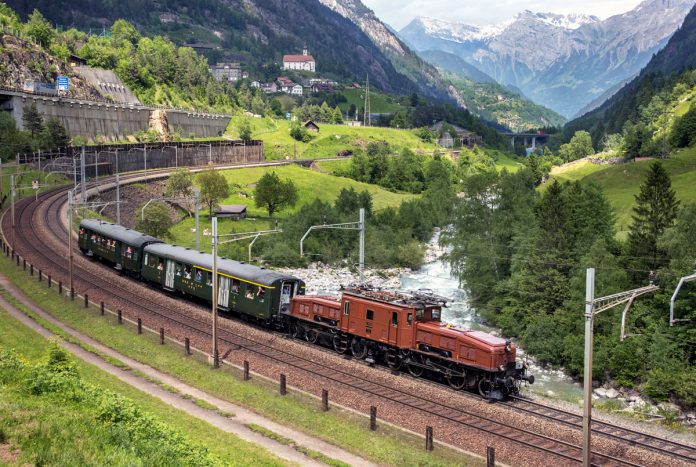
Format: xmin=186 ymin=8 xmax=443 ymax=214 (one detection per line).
xmin=385 ymin=350 xmax=402 ymax=370
xmin=290 ymin=323 xmax=304 ymax=340
xmin=478 ymin=378 xmax=492 ymax=399
xmin=305 ymin=328 xmax=319 ymax=344
xmin=351 ymin=339 xmax=368 ymax=359
xmin=446 ymin=364 xmax=467 ymax=390
xmin=332 ymin=335 xmax=348 ymax=354
xmin=406 ymin=354 xmax=424 ymax=377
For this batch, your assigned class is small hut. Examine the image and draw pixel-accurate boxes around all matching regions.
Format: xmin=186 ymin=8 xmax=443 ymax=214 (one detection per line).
xmin=304 ymin=120 xmax=320 ymax=132
xmin=214 ymin=205 xmax=247 ymax=220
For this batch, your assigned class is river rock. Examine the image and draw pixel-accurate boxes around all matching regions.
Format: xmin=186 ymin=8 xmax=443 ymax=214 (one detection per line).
xmin=658 ymin=402 xmax=681 ymax=414
xmin=546 ymin=390 xmax=555 ymax=397
xmin=605 ymin=388 xmax=619 ymax=399
xmin=593 ymin=388 xmax=608 ymax=398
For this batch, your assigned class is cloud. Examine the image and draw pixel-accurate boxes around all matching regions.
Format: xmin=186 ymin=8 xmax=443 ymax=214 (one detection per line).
xmin=362 ymin=0 xmax=644 ymax=29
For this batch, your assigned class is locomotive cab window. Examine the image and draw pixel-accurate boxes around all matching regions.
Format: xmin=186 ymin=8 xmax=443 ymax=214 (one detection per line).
xmin=391 ymin=312 xmax=398 ymax=326
xmin=407 ymin=313 xmax=413 ymax=325
xmin=366 ymin=309 xmax=374 ymax=320
xmin=415 ymin=308 xmax=424 ymax=320
xmin=343 ymin=301 xmax=350 ymax=315
xmin=431 ymin=308 xmax=441 ymax=321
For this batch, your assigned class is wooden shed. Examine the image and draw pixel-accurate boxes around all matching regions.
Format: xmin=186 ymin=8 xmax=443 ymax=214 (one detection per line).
xmin=214 ymin=205 xmax=247 ymax=220
xmin=304 ymin=120 xmax=320 ymax=132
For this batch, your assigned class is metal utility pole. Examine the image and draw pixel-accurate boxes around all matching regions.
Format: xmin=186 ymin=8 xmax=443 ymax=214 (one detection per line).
xmin=80 ymin=147 xmax=86 ymax=202
xmin=582 ymin=269 xmax=659 ymax=467
xmin=300 ymin=208 xmax=365 ymax=282
xmin=670 ymin=268 xmax=696 ymax=326
xmin=68 ymin=190 xmax=74 ymax=293
xmin=363 ymin=75 xmax=371 ymax=127
xmin=115 ymin=172 xmax=121 ymax=225
xmin=194 ymin=189 xmax=200 ymax=251
xmin=211 ymin=216 xmax=219 ymax=368
xmin=10 ymin=175 xmax=15 ymax=248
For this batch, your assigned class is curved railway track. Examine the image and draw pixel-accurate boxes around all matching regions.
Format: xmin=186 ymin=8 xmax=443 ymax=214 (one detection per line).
xmin=2 ymin=171 xmax=694 ymax=466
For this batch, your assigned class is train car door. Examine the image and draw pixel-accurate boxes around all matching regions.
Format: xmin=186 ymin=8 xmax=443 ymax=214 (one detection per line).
xmin=388 ymin=311 xmax=399 ymax=346
xmin=164 ymin=260 xmax=176 ymax=290
xmin=218 ymin=276 xmax=230 ymax=309
xmin=279 ymin=281 xmax=294 ymax=313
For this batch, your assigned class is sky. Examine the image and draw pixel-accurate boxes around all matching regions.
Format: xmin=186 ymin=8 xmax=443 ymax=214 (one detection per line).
xmin=361 ymin=0 xmax=646 ymax=29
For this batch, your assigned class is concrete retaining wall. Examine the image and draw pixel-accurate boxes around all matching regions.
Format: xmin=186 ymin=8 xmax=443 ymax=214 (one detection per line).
xmin=4 ymin=93 xmax=230 ymax=142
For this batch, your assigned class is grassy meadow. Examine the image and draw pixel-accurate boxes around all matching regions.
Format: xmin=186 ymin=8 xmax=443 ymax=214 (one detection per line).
xmin=548 ymin=147 xmax=696 ymax=237
xmin=170 ymin=164 xmax=417 ymax=254
xmin=226 ymin=117 xmax=441 ymax=160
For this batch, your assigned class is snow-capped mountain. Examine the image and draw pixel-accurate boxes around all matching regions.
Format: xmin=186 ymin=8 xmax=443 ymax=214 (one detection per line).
xmin=400 ymin=0 xmax=696 ymax=117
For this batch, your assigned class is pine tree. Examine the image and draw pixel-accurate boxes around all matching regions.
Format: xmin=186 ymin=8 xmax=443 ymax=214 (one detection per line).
xmin=22 ymin=103 xmax=44 ymax=138
xmin=332 ymin=106 xmax=344 ymax=124
xmin=42 ymin=117 xmax=69 ymax=149
xmin=627 ymin=162 xmax=679 ymax=274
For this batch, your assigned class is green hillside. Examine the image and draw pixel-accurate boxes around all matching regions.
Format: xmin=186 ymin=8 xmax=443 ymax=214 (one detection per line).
xmin=228 ymin=117 xmax=441 ymax=160
xmin=338 ymin=88 xmax=407 ymax=115
xmin=169 ymin=164 xmax=416 ymax=252
xmin=549 ymin=147 xmax=696 ymax=238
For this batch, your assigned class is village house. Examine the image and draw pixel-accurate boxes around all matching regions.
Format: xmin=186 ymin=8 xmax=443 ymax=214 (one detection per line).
xmin=210 ymin=62 xmax=242 ymax=82
xmin=260 ymin=82 xmax=278 ymax=94
xmin=276 ymin=77 xmax=303 ymax=96
xmin=432 ymin=121 xmax=483 ymax=149
xmin=283 ymin=47 xmax=316 ymax=72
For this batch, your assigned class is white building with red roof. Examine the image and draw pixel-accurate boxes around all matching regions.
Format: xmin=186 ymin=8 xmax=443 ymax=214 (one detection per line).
xmin=283 ymin=47 xmax=316 ymax=72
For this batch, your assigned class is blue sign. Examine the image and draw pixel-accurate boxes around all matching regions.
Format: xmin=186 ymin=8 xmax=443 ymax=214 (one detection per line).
xmin=56 ymin=76 xmax=69 ymax=91
xmin=286 ymin=112 xmax=291 ymax=120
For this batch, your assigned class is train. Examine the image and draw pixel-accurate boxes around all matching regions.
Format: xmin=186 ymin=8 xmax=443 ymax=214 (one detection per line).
xmin=79 ymin=219 xmax=534 ymax=400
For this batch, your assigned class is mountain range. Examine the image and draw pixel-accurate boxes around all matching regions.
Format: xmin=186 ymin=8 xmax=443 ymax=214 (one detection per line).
xmin=399 ymin=0 xmax=696 ymax=118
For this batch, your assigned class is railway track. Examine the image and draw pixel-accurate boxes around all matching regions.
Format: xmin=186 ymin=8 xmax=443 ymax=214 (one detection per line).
xmin=2 ymin=171 xmax=694 ymax=466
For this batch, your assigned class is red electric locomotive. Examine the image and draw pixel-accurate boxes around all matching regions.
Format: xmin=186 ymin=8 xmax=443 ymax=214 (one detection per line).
xmin=287 ymin=287 xmax=534 ymax=400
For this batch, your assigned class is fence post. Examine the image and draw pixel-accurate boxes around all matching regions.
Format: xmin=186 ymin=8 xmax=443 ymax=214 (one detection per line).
xmin=15 ymin=255 xmax=19 ymax=266
xmin=84 ymin=294 xmax=88 ymax=308
xmin=159 ymin=327 xmax=164 ymax=344
xmin=48 ymin=275 xmax=51 ymax=288
xmin=426 ymin=426 xmax=434 ymax=451
xmin=70 ymin=288 xmax=75 ymax=300
xmin=58 ymin=281 xmax=62 ymax=295
xmin=30 ymin=264 xmax=33 ymax=276
xmin=138 ymin=318 xmax=142 ymax=334
xmin=100 ymin=301 xmax=104 ymax=315
xmin=370 ymin=406 xmax=377 ymax=431
xmin=279 ymin=374 xmax=286 ymax=395
xmin=322 ymin=389 xmax=329 ymax=412
xmin=22 ymin=259 xmax=25 ymax=270
xmin=38 ymin=270 xmax=42 ymax=281
xmin=185 ymin=337 xmax=190 ymax=355
xmin=117 ymin=309 xmax=122 ymax=324
xmin=486 ymin=447 xmax=495 ymax=467
xmin=243 ymin=360 xmax=250 ymax=380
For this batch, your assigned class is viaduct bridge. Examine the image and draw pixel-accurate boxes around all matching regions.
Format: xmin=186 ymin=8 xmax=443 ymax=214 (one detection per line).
xmin=502 ymin=132 xmax=551 ymax=150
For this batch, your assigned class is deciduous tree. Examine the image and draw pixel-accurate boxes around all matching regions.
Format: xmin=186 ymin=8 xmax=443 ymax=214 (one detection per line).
xmin=135 ymin=201 xmax=173 ymax=238
xmin=196 ymin=168 xmax=229 ymax=217
xmin=254 ymin=171 xmax=298 ymax=218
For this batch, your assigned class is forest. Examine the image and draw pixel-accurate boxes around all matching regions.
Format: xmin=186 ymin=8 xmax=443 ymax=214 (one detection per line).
xmin=444 ymin=163 xmax=696 ymax=406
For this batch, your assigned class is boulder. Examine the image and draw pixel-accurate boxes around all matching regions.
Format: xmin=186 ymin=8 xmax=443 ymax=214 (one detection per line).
xmin=593 ymin=388 xmax=608 ymax=398
xmin=605 ymin=388 xmax=619 ymax=399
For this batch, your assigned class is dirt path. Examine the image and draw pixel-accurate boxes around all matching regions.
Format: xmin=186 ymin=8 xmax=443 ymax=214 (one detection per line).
xmin=0 ymin=274 xmax=375 ymax=467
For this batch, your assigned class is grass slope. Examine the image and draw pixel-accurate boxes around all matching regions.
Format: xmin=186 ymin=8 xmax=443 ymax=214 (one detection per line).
xmin=170 ymin=164 xmax=416 ymax=253
xmin=337 ymin=88 xmax=406 ymax=115
xmin=0 ymin=252 xmax=480 ymax=466
xmin=227 ymin=117 xmax=440 ymax=160
xmin=0 ymin=300 xmax=284 ymax=466
xmin=548 ymin=147 xmax=696 ymax=237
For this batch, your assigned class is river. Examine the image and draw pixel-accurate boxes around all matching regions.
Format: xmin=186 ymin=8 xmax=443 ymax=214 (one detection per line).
xmin=399 ymin=255 xmax=584 ymax=402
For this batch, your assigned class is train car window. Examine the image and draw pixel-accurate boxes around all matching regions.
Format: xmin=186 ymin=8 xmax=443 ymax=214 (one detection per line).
xmin=391 ymin=312 xmax=398 ymax=326
xmin=184 ymin=266 xmax=192 ymax=279
xmin=343 ymin=301 xmax=350 ymax=315
xmin=231 ymin=279 xmax=240 ymax=294
xmin=122 ymin=246 xmax=134 ymax=258
xmin=194 ymin=268 xmax=203 ymax=282
xmin=245 ymin=287 xmax=254 ymax=300
xmin=175 ymin=263 xmax=182 ymax=276
xmin=366 ymin=309 xmax=374 ymax=320
xmin=157 ymin=260 xmax=164 ymax=271
xmin=431 ymin=308 xmax=441 ymax=320
xmin=407 ymin=313 xmax=413 ymax=325
xmin=416 ymin=308 xmax=424 ymax=320
xmin=257 ymin=287 xmax=265 ymax=303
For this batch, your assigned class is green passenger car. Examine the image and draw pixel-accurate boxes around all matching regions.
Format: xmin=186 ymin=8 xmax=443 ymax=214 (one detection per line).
xmin=142 ymin=243 xmax=305 ymax=322
xmin=78 ymin=219 xmax=163 ymax=274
